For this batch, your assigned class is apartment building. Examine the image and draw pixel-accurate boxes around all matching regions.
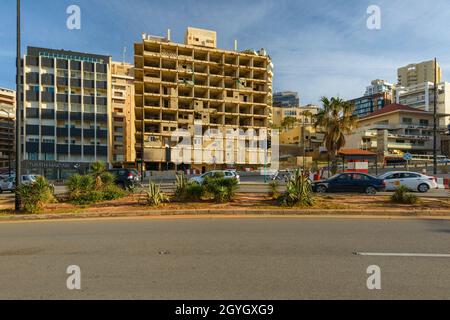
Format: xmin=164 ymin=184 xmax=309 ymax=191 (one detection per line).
xmin=0 ymin=87 xmax=15 ymax=173
xmin=111 ymin=62 xmax=135 ymax=166
xmin=350 ymin=80 xmax=394 ymax=118
xmin=273 ymin=91 xmax=300 ymax=108
xmin=273 ymin=103 xmax=318 ymax=128
xmin=396 ymin=81 xmax=450 ymax=126
xmin=345 ymin=104 xmax=444 ymax=163
xmin=134 ymin=27 xmax=273 ymax=171
xmin=22 ymin=47 xmax=111 ymax=179
xmin=397 ymin=60 xmax=442 ymax=87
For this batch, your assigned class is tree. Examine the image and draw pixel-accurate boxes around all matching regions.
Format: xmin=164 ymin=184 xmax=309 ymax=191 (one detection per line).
xmin=314 ymin=97 xmax=357 ymax=174
xmin=281 ymin=116 xmax=297 ymax=129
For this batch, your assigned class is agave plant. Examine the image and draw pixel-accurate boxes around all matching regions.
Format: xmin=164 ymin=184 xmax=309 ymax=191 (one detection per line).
xmin=279 ymin=169 xmax=314 ymax=207
xmin=146 ymin=182 xmax=169 ymax=206
xmin=174 ymin=173 xmax=188 ymax=199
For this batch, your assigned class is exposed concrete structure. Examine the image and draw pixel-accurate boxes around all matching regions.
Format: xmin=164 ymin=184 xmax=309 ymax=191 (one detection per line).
xmin=134 ymin=27 xmax=273 ymax=171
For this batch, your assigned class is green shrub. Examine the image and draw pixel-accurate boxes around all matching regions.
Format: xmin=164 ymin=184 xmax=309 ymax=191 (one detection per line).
xmin=146 ymin=182 xmax=169 ymax=206
xmin=186 ymin=182 xmax=203 ymax=201
xmin=269 ymin=180 xmax=280 ymax=200
xmin=15 ymin=176 xmax=56 ymax=213
xmin=279 ymin=169 xmax=314 ymax=207
xmin=203 ymin=174 xmax=239 ymax=203
xmin=101 ymin=184 xmax=127 ymax=201
xmin=391 ymin=186 xmax=418 ymax=204
xmin=67 ymin=169 xmax=126 ymax=205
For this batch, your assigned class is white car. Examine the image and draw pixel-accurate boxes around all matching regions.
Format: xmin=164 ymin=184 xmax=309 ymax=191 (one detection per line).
xmin=0 ymin=175 xmax=38 ymax=193
xmin=189 ymin=170 xmax=240 ymax=185
xmin=378 ymin=171 xmax=438 ymax=193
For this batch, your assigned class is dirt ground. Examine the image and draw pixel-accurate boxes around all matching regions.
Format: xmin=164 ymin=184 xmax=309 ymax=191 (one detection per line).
xmin=1 ymin=192 xmax=448 ymax=216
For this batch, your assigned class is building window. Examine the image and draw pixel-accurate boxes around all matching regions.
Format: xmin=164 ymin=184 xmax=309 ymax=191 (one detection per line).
xmin=28 ymin=153 xmax=38 ymax=160
xmin=43 ymin=153 xmax=55 ymax=161
xmin=402 ymin=118 xmax=412 ymax=124
xmin=419 ymin=119 xmax=429 ymax=126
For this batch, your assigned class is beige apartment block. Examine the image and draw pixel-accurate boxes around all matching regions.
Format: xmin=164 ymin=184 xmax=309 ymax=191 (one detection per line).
xmin=111 ymin=62 xmax=136 ymax=165
xmin=0 ymin=87 xmax=16 ymax=118
xmin=397 ymin=60 xmax=442 ymax=87
xmin=273 ymin=104 xmax=319 ymax=128
xmin=134 ymin=27 xmax=273 ymax=171
xmin=345 ymin=104 xmax=446 ymax=162
xmin=0 ymin=87 xmax=15 ymax=172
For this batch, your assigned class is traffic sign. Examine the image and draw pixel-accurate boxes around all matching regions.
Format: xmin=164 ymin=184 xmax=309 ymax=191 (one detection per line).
xmin=403 ymin=153 xmax=413 ymax=161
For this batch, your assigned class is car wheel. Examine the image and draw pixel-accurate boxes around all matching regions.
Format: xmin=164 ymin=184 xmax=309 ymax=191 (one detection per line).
xmin=417 ymin=183 xmax=430 ymax=193
xmin=365 ymin=186 xmax=377 ymax=195
xmin=316 ymin=185 xmax=327 ymax=193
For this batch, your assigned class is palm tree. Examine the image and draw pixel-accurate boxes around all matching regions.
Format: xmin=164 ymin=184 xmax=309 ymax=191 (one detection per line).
xmin=90 ymin=161 xmax=107 ymax=189
xmin=314 ymin=97 xmax=357 ymax=174
xmin=281 ymin=116 xmax=297 ymax=129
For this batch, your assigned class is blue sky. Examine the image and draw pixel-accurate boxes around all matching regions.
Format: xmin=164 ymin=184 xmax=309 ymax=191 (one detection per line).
xmin=1 ymin=0 xmax=450 ymax=104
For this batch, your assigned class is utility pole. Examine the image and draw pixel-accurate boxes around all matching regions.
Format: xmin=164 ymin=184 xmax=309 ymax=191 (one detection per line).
xmin=433 ymin=57 xmax=438 ymax=175
xmin=15 ymin=0 xmax=21 ymax=211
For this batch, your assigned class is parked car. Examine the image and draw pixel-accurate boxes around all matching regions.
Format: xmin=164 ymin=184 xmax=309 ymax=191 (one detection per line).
xmin=311 ymin=172 xmax=386 ymax=195
xmin=108 ymin=169 xmax=140 ymax=189
xmin=0 ymin=175 xmax=39 ymax=193
xmin=378 ymin=171 xmax=438 ymax=193
xmin=189 ymin=170 xmax=240 ymax=185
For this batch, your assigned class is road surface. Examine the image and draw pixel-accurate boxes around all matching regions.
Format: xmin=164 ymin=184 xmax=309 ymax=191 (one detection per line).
xmin=0 ymin=217 xmax=449 ymax=299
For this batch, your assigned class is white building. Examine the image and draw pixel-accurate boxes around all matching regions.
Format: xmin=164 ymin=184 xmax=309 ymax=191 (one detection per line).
xmin=396 ymin=81 xmax=450 ymax=126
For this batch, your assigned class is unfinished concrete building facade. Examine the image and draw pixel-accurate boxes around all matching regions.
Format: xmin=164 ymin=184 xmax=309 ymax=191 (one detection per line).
xmin=134 ymin=27 xmax=273 ymax=171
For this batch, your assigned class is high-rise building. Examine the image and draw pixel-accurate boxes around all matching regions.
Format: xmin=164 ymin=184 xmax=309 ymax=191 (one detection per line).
xmin=396 ymin=81 xmax=450 ymax=126
xmin=21 ymin=47 xmax=111 ymax=179
xmin=273 ymin=91 xmax=300 ymax=108
xmin=364 ymin=79 xmax=394 ymax=96
xmin=0 ymin=87 xmax=16 ymax=173
xmin=349 ymin=80 xmax=394 ymax=118
xmin=397 ymin=60 xmax=442 ymax=87
xmin=134 ymin=27 xmax=273 ymax=171
xmin=111 ymin=62 xmax=135 ymax=166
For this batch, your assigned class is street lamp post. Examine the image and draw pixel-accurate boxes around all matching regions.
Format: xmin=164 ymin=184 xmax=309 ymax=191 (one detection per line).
xmin=15 ymin=0 xmax=22 ymax=211
xmin=433 ymin=57 xmax=438 ymax=175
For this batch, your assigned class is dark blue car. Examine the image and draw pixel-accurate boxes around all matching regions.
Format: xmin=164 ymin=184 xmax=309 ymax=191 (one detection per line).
xmin=311 ymin=172 xmax=386 ymax=195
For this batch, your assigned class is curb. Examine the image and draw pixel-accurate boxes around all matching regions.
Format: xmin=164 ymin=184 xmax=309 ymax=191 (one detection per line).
xmin=1 ymin=208 xmax=450 ymax=222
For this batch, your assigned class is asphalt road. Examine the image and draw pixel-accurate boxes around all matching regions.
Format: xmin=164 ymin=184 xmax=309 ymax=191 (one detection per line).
xmin=0 ymin=217 xmax=450 ymax=299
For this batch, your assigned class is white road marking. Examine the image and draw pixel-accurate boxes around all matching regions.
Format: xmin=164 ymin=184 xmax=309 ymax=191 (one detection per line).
xmin=355 ymin=252 xmax=450 ymax=258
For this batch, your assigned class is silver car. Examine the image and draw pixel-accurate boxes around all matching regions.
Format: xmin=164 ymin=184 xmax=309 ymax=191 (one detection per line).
xmin=189 ymin=170 xmax=240 ymax=184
